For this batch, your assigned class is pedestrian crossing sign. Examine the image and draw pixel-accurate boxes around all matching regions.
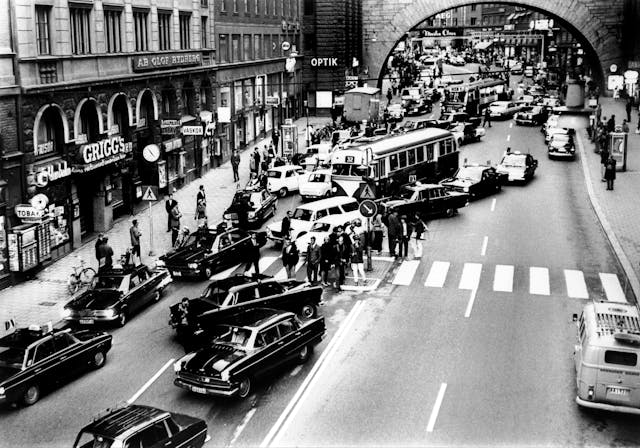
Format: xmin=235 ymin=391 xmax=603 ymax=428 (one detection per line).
xmin=141 ymin=185 xmax=158 ymax=201
xmin=359 ymin=183 xmax=376 ymax=200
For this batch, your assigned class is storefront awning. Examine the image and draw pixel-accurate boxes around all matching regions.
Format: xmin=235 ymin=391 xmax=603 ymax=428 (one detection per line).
xmin=474 ymin=41 xmax=493 ymax=50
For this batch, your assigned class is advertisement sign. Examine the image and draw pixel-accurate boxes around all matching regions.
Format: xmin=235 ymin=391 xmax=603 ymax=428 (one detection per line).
xmin=163 ymin=138 xmax=183 ymax=152
xmin=73 ymin=136 xmax=132 ymax=173
xmin=35 ymin=141 xmax=55 ymax=157
xmin=265 ymin=96 xmax=280 ymax=106
xmin=310 ymin=57 xmax=339 ymax=67
xmin=609 ymin=132 xmax=627 ymax=171
xmin=182 ymin=126 xmax=204 ymax=136
xmin=7 ymin=233 xmax=18 ymax=272
xmin=608 ymin=75 xmax=624 ymax=91
xmin=133 ymin=52 xmax=202 ymax=72
xmin=15 ymin=205 xmax=45 ymax=221
xmin=217 ymin=107 xmax=231 ymax=123
xmin=157 ymin=160 xmax=167 ymax=189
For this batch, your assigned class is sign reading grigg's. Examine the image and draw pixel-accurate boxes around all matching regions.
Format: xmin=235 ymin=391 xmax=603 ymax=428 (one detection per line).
xmin=73 ymin=136 xmax=133 ymax=173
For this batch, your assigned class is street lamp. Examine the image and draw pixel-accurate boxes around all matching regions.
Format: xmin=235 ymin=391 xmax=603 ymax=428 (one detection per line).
xmin=304 ymin=99 xmax=309 ymax=147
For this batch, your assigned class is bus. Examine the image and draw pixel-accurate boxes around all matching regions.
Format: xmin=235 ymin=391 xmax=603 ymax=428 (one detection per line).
xmin=445 ymin=77 xmax=508 ymax=116
xmin=330 ymin=128 xmax=458 ymax=199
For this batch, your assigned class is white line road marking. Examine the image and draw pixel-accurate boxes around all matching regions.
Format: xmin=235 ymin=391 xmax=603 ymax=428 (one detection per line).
xmin=509 ymin=122 xmax=514 ymax=128
xmin=506 ymin=134 xmax=511 ymax=141
xmin=458 ymin=263 xmax=482 ymax=290
xmin=289 ymin=365 xmax=303 ymax=377
xmin=493 ymin=265 xmax=514 ymax=293
xmin=127 ymin=358 xmax=175 ymax=404
xmin=425 ymin=261 xmax=450 ymax=288
xmin=600 ymin=273 xmax=627 ymax=303
xmin=245 ymin=256 xmax=279 ymax=275
xmin=464 ymin=288 xmax=478 ymax=318
xmin=480 ymin=236 xmax=488 ymax=256
xmin=490 ymin=198 xmax=496 ymax=212
xmin=392 ymin=260 xmax=421 ymax=285
xmin=210 ymin=263 xmax=242 ymax=280
xmin=529 ymin=267 xmax=550 ymax=295
xmin=564 ymin=269 xmax=589 ymax=299
xmin=426 ymin=383 xmax=448 ymax=433
xmin=229 ymin=408 xmax=257 ymax=446
xmin=262 ymin=301 xmax=364 ymax=447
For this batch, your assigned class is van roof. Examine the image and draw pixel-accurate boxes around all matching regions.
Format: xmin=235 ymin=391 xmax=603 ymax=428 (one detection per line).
xmin=294 ymin=196 xmax=356 ymax=211
xmin=583 ymin=302 xmax=640 ymax=346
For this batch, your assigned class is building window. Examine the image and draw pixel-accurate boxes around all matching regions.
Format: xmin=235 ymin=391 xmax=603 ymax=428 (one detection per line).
xmin=232 ymin=34 xmax=241 ymax=61
xmin=470 ymin=17 xmax=477 ymax=25
xmin=452 ymin=18 xmax=457 ymax=26
xmin=218 ymin=34 xmax=228 ymax=62
xmin=264 ymin=0 xmax=268 ymax=14
xmin=201 ymin=16 xmax=208 ymax=48
xmin=233 ymin=0 xmax=239 ymax=13
xmin=35 ymin=6 xmax=51 ymax=55
xmin=179 ymin=13 xmax=191 ymax=49
xmin=70 ymin=6 xmax=92 ymax=55
xmin=282 ymin=0 xmax=285 ymax=16
xmin=471 ymin=4 xmax=477 ymax=11
xmin=158 ymin=11 xmax=172 ymax=50
xmin=244 ymin=0 xmax=249 ymax=13
xmin=255 ymin=0 xmax=259 ymax=15
xmin=273 ymin=0 xmax=276 ymax=15
xmin=221 ymin=0 xmax=226 ymax=12
xmin=104 ymin=9 xmax=122 ymax=53
xmin=254 ymin=34 xmax=261 ymax=59
xmin=243 ymin=34 xmax=251 ymax=60
xmin=304 ymin=33 xmax=315 ymax=52
xmin=133 ymin=10 xmax=149 ymax=52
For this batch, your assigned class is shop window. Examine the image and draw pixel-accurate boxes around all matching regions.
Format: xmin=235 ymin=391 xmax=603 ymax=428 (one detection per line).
xmin=133 ymin=9 xmax=149 ymax=52
xmin=254 ymin=35 xmax=261 ymax=59
xmin=232 ymin=34 xmax=241 ymax=61
xmin=112 ymin=95 xmax=130 ymax=136
xmin=201 ymin=16 xmax=208 ymax=48
xmin=104 ymin=8 xmax=122 ymax=53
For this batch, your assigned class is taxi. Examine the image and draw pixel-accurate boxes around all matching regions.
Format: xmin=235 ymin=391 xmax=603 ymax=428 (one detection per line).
xmin=496 ymin=150 xmax=538 ymax=183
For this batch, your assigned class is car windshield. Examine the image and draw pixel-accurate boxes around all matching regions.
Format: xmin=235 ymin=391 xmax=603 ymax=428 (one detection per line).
xmin=332 ymin=164 xmax=355 ymax=176
xmin=309 ymin=173 xmax=326 ymax=183
xmin=552 ymin=134 xmax=571 ymax=143
xmin=92 ymin=276 xmax=126 ymax=290
xmin=292 ymin=209 xmax=314 ymax=221
xmin=398 ymin=188 xmax=417 ymax=200
xmin=455 ymin=167 xmax=484 ymax=181
xmin=216 ymin=326 xmax=252 ymax=348
xmin=311 ymin=222 xmax=331 ymax=232
xmin=73 ymin=431 xmax=116 ymax=448
xmin=500 ymin=155 xmax=526 ymax=168
xmin=306 ymin=147 xmax=319 ymax=154
xmin=0 ymin=346 xmax=25 ymax=368
xmin=267 ymin=170 xmax=281 ymax=178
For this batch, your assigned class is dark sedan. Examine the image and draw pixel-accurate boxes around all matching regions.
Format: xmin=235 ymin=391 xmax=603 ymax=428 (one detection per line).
xmin=515 ymin=105 xmax=545 ymax=126
xmin=0 ymin=325 xmax=112 ymax=406
xmin=62 ymin=264 xmax=172 ymax=327
xmin=223 ymin=187 xmax=277 ymax=228
xmin=174 ymin=308 xmax=325 ymax=399
xmin=160 ymin=227 xmax=267 ymax=280
xmin=380 ymin=183 xmax=469 ymax=219
xmin=440 ymin=165 xmax=508 ymax=199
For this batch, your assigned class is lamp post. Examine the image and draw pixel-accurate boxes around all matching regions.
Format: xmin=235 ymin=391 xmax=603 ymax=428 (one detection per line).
xmin=304 ymin=99 xmax=309 ymax=148
xmin=358 ymin=147 xmax=374 ymax=272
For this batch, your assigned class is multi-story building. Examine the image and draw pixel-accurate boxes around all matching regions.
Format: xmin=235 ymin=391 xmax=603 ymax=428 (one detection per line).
xmin=413 ymin=5 xmax=483 ymax=49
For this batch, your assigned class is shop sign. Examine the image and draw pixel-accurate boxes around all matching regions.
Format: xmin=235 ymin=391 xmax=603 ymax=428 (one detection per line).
xmin=163 ymin=138 xmax=183 ymax=152
xmin=421 ymin=29 xmax=460 ymax=37
xmin=629 ymin=61 xmax=640 ymax=70
xmin=79 ymin=136 xmax=132 ymax=164
xmin=182 ymin=126 xmax=204 ymax=136
xmin=132 ymin=52 xmax=202 ymax=72
xmin=76 ymin=133 xmax=88 ymax=144
xmin=161 ymin=119 xmax=180 ymax=136
xmin=35 ymin=141 xmax=55 ymax=157
xmin=108 ymin=124 xmax=120 ymax=136
xmin=7 ymin=233 xmax=18 ymax=272
xmin=33 ymin=160 xmax=72 ymax=186
xmin=265 ymin=96 xmax=280 ymax=106
xmin=137 ymin=117 xmax=147 ymax=128
xmin=15 ymin=204 xmax=45 ymax=221
xmin=158 ymin=160 xmax=167 ymax=189
xmin=204 ymin=122 xmax=216 ymax=137
xmin=218 ymin=107 xmax=231 ymax=123
xmin=624 ymin=70 xmax=639 ymax=82
xmin=345 ymin=76 xmax=358 ymax=88
xmin=310 ymin=57 xmax=339 ymax=67
xmin=608 ymin=75 xmax=624 ymax=91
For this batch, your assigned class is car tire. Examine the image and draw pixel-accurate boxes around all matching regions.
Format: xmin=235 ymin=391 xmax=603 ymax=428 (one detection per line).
xmin=237 ymin=377 xmax=252 ymax=399
xmin=91 ymin=351 xmax=107 ymax=369
xmin=204 ymin=266 xmax=213 ymax=279
xmin=22 ymin=384 xmax=40 ymax=406
xmin=278 ymin=187 xmax=288 ymax=197
xmin=117 ymin=311 xmax=128 ymax=328
xmin=300 ymin=303 xmax=317 ymax=319
xmin=297 ymin=345 xmax=312 ymax=364
xmin=446 ymin=208 xmax=456 ymax=218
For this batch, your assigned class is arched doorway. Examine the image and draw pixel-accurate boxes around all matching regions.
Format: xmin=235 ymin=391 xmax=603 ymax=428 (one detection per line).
xmin=108 ymin=94 xmax=134 ymax=218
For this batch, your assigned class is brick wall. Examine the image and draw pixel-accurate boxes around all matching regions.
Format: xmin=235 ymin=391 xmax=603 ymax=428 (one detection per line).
xmin=0 ymin=99 xmax=18 ymax=154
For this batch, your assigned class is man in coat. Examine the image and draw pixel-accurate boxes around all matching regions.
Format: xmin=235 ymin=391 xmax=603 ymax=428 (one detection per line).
xmin=165 ymin=193 xmax=177 ymax=232
xmin=306 ymin=236 xmax=321 ymax=284
xmin=244 ymin=233 xmax=261 ymax=277
xmin=281 ymin=237 xmax=299 ymax=279
xmin=605 ymin=156 xmax=617 ymax=191
xmin=98 ymin=237 xmax=114 ymax=272
xmin=387 ymin=210 xmax=402 ymax=258
xmin=281 ymin=211 xmax=292 ymax=239
xmin=231 ymin=150 xmax=241 ymax=182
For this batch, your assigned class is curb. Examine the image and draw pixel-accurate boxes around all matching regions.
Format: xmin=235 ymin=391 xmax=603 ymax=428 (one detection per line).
xmin=576 ymin=132 xmax=640 ymax=303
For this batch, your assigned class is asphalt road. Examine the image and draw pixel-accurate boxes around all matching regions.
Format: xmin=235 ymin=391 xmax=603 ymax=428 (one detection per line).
xmin=3 ymin=65 xmax=640 ymax=447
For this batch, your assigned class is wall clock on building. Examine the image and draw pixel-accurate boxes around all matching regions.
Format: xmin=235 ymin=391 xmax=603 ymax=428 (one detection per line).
xmin=143 ymin=144 xmax=160 ymax=163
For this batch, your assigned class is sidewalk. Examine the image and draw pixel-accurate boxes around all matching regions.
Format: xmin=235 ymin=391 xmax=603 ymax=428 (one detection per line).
xmin=0 ymin=116 xmax=331 ymax=329
xmin=578 ymin=96 xmax=640 ymax=302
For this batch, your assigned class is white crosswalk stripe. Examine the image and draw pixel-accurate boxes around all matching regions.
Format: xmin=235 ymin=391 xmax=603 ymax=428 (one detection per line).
xmin=599 ymin=273 xmax=627 ymax=303
xmin=274 ymin=260 xmax=306 ymax=280
xmin=245 ymin=256 xmax=279 ymax=276
xmin=393 ymin=260 xmax=421 ymax=286
xmin=529 ymin=267 xmax=550 ymax=295
xmin=425 ymin=261 xmax=450 ymax=288
xmin=458 ymin=263 xmax=482 ymax=290
xmin=564 ymin=269 xmax=589 ymax=299
xmin=493 ymin=265 xmax=514 ymax=293
xmin=209 ymin=263 xmax=243 ymax=280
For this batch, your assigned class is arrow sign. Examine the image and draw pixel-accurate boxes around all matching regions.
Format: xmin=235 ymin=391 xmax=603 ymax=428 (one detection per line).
xmin=359 ymin=183 xmax=376 ymax=200
xmin=141 ymin=185 xmax=158 ymax=201
xmin=359 ymin=199 xmax=378 ymax=218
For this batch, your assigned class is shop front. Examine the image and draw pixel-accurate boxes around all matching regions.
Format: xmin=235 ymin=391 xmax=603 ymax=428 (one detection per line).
xmin=162 ymin=136 xmax=184 ymax=190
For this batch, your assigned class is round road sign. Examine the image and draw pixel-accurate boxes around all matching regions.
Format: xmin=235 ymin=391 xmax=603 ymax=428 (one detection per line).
xmin=281 ymin=41 xmax=291 ymax=52
xmin=143 ymin=144 xmax=160 ymax=163
xmin=359 ymin=199 xmax=378 ymax=218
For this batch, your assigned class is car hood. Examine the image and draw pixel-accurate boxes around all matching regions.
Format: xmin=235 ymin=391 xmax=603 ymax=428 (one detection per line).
xmin=162 ymin=244 xmax=208 ymax=264
xmin=183 ymin=344 xmax=248 ymax=374
xmin=66 ymin=289 xmax=122 ymax=311
xmin=383 ymin=199 xmax=409 ymax=209
xmin=299 ymin=183 xmax=328 ymax=194
xmin=441 ymin=178 xmax=475 ymax=187
xmin=0 ymin=365 xmax=20 ymax=383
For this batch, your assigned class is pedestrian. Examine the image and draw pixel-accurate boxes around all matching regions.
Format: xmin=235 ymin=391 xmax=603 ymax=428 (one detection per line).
xmin=398 ymin=215 xmax=412 ymax=259
xmin=372 ymin=212 xmax=384 ymax=253
xmin=231 ymin=149 xmax=241 ymax=182
xmin=607 ymin=115 xmax=616 ymax=133
xmin=413 ymin=213 xmax=427 ymax=240
xmin=268 ymin=144 xmax=276 ymax=163
xmin=170 ymin=202 xmax=182 ymax=246
xmin=387 ymin=210 xmax=401 ymax=258
xmin=196 ymin=185 xmax=206 ymax=206
xmin=600 ymin=146 xmax=610 ymax=181
xmin=261 ymin=145 xmax=270 ymax=172
xmin=94 ymin=233 xmax=105 ymax=266
xmin=595 ymin=103 xmax=602 ymax=123
xmin=386 ymin=88 xmax=393 ymax=103
xmin=281 ymin=237 xmax=299 ymax=279
xmin=281 ymin=210 xmax=292 ymax=239
xmin=637 ymin=109 xmax=640 ymax=134
xmin=350 ymin=237 xmax=366 ymax=286
xmin=605 ymin=156 xmax=617 ymax=190
xmin=272 ymin=129 xmax=280 ymax=154
xmin=319 ymin=236 xmax=334 ymax=287
xmin=195 ymin=198 xmax=208 ymax=228
xmin=626 ymin=97 xmax=633 ymax=122
xmin=483 ymin=107 xmax=492 ymax=127
xmin=244 ymin=233 xmax=261 ymax=277
xmin=306 ymin=236 xmax=321 ymax=284
xmin=622 ymin=119 xmax=630 ymax=134
xmin=165 ymin=192 xmax=177 ymax=232
xmin=98 ymin=237 xmax=114 ymax=272
xmin=335 ymin=235 xmax=350 ymax=289
xmin=129 ymin=219 xmax=142 ymax=265
xmin=250 ymin=147 xmax=261 ymax=175
xmin=411 ymin=227 xmax=423 ymax=259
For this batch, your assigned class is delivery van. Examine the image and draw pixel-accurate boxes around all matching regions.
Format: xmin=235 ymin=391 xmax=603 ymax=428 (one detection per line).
xmin=573 ymin=301 xmax=640 ymax=414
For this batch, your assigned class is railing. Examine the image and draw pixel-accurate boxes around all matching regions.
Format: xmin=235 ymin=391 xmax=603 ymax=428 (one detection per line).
xmin=38 ymin=61 xmax=58 ymax=84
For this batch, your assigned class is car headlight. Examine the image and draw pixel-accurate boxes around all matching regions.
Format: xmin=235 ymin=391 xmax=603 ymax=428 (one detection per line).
xmin=0 ymin=387 xmax=5 ymax=396
xmin=188 ymin=263 xmax=199 ymax=270
xmin=247 ymin=212 xmax=256 ymax=219
xmin=223 ymin=214 xmax=231 ymax=220
xmin=463 ymin=187 xmax=469 ymax=193
xmin=173 ymin=361 xmax=182 ymax=373
xmin=103 ymin=309 xmax=115 ymax=319
xmin=61 ymin=308 xmax=72 ymax=318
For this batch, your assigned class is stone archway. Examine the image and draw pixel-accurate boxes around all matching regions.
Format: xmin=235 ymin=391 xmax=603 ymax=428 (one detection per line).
xmin=362 ymin=0 xmax=623 ymax=88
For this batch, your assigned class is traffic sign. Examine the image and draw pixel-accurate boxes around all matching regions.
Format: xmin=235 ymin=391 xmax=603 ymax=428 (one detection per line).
xmin=141 ymin=185 xmax=158 ymax=201
xmin=359 ymin=199 xmax=377 ymax=218
xmin=359 ymin=183 xmax=376 ymax=200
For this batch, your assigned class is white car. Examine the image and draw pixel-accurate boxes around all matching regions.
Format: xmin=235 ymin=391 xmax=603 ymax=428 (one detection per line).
xmin=299 ymin=169 xmax=332 ymax=201
xmin=295 ymin=215 xmax=364 ymax=255
xmin=301 ymin=143 xmax=333 ymax=170
xmin=266 ymin=165 xmax=306 ymax=197
xmin=387 ymin=104 xmax=405 ymax=120
xmin=488 ymin=101 xmax=521 ymax=119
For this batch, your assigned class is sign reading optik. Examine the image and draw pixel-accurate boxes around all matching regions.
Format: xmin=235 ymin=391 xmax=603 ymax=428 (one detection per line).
xmin=310 ymin=57 xmax=339 ymax=67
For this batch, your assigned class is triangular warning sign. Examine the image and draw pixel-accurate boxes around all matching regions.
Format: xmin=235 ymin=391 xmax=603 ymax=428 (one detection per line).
xmin=142 ymin=187 xmax=157 ymax=201
xmin=360 ymin=184 xmax=376 ymax=200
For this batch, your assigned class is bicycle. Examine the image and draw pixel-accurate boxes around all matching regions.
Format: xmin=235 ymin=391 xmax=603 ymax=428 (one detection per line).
xmin=68 ymin=258 xmax=96 ymax=294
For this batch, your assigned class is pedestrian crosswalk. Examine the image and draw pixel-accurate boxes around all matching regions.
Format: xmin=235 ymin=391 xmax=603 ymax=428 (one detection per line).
xmin=392 ymin=259 xmax=630 ymax=303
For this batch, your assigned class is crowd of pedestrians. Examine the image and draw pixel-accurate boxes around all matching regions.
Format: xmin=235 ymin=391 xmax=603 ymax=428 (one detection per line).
xmin=592 ymin=109 xmax=621 ymax=191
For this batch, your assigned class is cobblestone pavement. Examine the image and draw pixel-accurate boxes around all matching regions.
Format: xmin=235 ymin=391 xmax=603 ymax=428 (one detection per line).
xmin=0 ymin=116 xmax=332 ymax=330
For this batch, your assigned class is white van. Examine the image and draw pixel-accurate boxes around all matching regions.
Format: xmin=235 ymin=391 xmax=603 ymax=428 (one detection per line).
xmin=299 ymin=169 xmax=332 ymax=201
xmin=266 ymin=196 xmax=363 ymax=243
xmin=266 ymin=165 xmax=306 ymax=197
xmin=573 ymin=302 xmax=640 ymax=414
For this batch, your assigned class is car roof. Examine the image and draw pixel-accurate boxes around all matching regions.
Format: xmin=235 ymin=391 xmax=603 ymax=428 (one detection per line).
xmin=0 ymin=327 xmax=55 ymax=348
xmin=81 ymin=405 xmax=170 ymax=439
xmin=405 ymin=182 xmax=442 ymax=191
xmin=230 ymin=308 xmax=294 ymax=328
xmin=268 ymin=165 xmax=300 ymax=172
xmin=294 ymin=195 xmax=357 ymax=211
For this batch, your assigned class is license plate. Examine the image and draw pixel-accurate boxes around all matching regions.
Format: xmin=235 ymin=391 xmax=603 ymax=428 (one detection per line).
xmin=79 ymin=319 xmax=94 ymax=325
xmin=173 ymin=271 xmax=182 ymax=277
xmin=608 ymin=387 xmax=630 ymax=396
xmin=190 ymin=385 xmax=206 ymax=394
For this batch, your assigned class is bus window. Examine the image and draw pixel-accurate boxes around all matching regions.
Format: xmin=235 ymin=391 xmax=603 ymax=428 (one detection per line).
xmin=605 ymin=351 xmax=637 ymax=367
xmin=426 ymin=144 xmax=434 ymax=161
xmin=408 ymin=149 xmax=416 ymax=166
xmin=390 ymin=154 xmax=398 ymax=171
xmin=399 ymin=152 xmax=407 ymax=168
xmin=332 ymin=164 xmax=352 ymax=176
xmin=377 ymin=161 xmax=386 ymax=177
xmin=417 ymin=146 xmax=425 ymax=163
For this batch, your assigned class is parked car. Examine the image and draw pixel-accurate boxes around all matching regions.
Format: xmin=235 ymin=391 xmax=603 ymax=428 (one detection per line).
xmin=159 ymin=227 xmax=266 ymax=280
xmin=299 ymin=169 xmax=333 ymax=201
xmin=496 ymin=150 xmax=538 ymax=182
xmin=0 ymin=325 xmax=112 ymax=406
xmin=379 ymin=182 xmax=469 ymax=219
xmin=223 ymin=188 xmax=277 ymax=228
xmin=174 ymin=309 xmax=325 ymax=399
xmin=62 ymin=264 xmax=172 ymax=327
xmin=387 ymin=103 xmax=405 ymax=121
xmin=440 ymin=164 xmax=508 ymax=198
xmin=73 ymin=404 xmax=208 ymax=448
xmin=267 ymin=165 xmax=306 ymax=197
xmin=488 ymin=101 xmax=522 ymax=119
xmin=548 ymin=132 xmax=576 ymax=159
xmin=515 ymin=105 xmax=545 ymax=126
